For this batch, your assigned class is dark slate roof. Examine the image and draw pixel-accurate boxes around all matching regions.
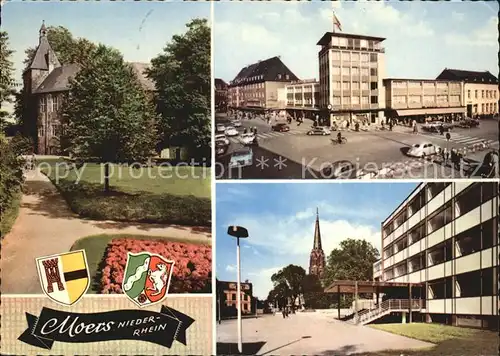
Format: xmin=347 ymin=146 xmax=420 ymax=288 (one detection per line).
xmin=230 ymin=56 xmax=299 ymax=86
xmin=27 ymin=35 xmax=61 ymax=71
xmin=317 ymin=32 xmax=386 ymax=46
xmin=34 ymin=64 xmax=81 ymax=94
xmin=129 ymin=62 xmax=155 ymax=91
xmin=215 ymin=78 xmax=228 ymax=89
xmin=436 ymin=69 xmax=498 ymax=84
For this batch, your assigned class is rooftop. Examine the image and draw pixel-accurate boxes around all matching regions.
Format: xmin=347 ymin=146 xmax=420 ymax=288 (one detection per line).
xmin=436 ymin=68 xmax=498 ymax=84
xmin=230 ymin=56 xmax=299 ymax=86
xmin=317 ymin=32 xmax=386 ymax=46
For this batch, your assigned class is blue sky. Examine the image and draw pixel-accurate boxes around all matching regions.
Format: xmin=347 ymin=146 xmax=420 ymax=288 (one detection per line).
xmin=214 ymin=1 xmax=498 ymax=82
xmin=2 ymin=1 xmax=210 ymax=83
xmin=216 ymin=182 xmax=418 ymax=299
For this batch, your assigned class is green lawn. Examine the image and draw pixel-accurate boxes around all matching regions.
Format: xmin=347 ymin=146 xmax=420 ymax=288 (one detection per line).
xmin=0 ymin=190 xmax=22 ymax=237
xmin=39 ymin=160 xmax=211 ymax=226
xmin=366 ymin=323 xmax=497 ymax=356
xmin=71 ymin=234 xmax=211 ymax=293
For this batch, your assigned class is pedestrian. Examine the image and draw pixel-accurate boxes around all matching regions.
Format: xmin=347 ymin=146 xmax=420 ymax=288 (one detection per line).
xmin=282 ymin=308 xmax=286 ymax=319
xmin=389 ymin=119 xmax=393 ymax=131
xmin=412 ymin=120 xmax=418 ymax=134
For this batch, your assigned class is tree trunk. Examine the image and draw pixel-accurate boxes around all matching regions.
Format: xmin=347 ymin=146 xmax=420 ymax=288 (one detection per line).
xmin=104 ymin=162 xmax=110 ymax=192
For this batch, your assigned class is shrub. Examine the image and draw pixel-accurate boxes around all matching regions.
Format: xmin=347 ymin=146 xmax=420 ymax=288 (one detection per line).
xmin=100 ymin=238 xmax=211 ymax=294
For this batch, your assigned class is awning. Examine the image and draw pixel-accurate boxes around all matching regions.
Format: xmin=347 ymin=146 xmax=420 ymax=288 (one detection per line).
xmin=286 ymin=107 xmax=320 ymax=111
xmin=324 ymin=280 xmax=424 ymax=294
xmin=395 ymin=107 xmax=466 ymax=117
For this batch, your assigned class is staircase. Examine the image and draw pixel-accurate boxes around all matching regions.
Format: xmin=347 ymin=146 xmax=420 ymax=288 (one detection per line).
xmin=345 ymin=299 xmax=425 ymax=325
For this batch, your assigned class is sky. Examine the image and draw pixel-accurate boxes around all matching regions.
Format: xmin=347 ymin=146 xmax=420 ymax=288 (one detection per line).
xmin=214 ymin=1 xmax=499 ymax=82
xmin=216 ymin=182 xmax=418 ymax=299
xmin=2 ymin=1 xmax=211 ymax=84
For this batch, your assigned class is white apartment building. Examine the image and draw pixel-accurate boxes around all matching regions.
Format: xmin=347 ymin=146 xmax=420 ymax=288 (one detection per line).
xmin=378 ymin=182 xmax=498 ymax=329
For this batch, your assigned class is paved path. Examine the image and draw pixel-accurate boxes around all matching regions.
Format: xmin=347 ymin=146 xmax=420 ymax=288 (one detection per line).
xmin=0 ymin=168 xmax=211 ymax=294
xmin=217 ymin=313 xmax=433 ymax=355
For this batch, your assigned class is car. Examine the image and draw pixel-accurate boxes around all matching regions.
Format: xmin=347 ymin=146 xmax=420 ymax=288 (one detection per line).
xmin=407 ymin=142 xmax=441 ymax=157
xmin=231 ymin=120 xmax=242 ymax=127
xmin=216 ymin=124 xmax=226 ymax=132
xmin=307 ymin=126 xmax=331 ymax=136
xmin=225 ymin=126 xmax=239 ymax=137
xmin=229 ymin=147 xmax=253 ymax=168
xmin=458 ymin=118 xmax=480 ymax=128
xmin=239 ymin=133 xmax=256 ymax=145
xmin=272 ymin=123 xmax=290 ymax=132
xmin=422 ymin=121 xmax=453 ymax=133
xmin=215 ymin=140 xmax=229 ymax=156
xmin=215 ymin=134 xmax=230 ymax=146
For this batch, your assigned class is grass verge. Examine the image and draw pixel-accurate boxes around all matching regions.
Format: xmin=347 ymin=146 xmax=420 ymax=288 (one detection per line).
xmin=366 ymin=323 xmax=497 ymax=356
xmin=71 ymin=234 xmax=211 ymax=294
xmin=0 ymin=190 xmax=22 ymax=237
xmin=40 ymin=161 xmax=211 ymax=226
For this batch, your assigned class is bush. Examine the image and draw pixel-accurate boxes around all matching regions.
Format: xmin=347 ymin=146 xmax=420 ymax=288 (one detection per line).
xmin=0 ymin=134 xmax=26 ymax=236
xmin=100 ymin=238 xmax=211 ymax=294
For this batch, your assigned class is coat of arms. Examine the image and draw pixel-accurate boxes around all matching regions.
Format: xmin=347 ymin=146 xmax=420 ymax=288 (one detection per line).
xmin=122 ymin=252 xmax=174 ymax=307
xmin=36 ymin=250 xmax=90 ymax=306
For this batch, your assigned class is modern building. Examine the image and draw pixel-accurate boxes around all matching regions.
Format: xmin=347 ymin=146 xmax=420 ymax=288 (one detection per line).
xmin=436 ymin=69 xmax=499 ymax=117
xmin=378 ymin=182 xmax=498 ymax=329
xmin=217 ymin=280 xmax=253 ymax=314
xmin=284 ymin=79 xmax=320 ymax=119
xmin=316 ymin=32 xmax=386 ymax=126
xmin=309 ymin=208 xmax=326 ymax=278
xmin=23 ymin=23 xmax=155 ymax=154
xmin=383 ymin=79 xmax=465 ymax=122
xmin=215 ymin=78 xmax=228 ymax=112
xmin=227 ymin=56 xmax=299 ymax=111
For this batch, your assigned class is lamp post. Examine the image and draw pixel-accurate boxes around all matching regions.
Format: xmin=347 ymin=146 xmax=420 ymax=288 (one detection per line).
xmin=227 ymin=225 xmax=249 ymax=354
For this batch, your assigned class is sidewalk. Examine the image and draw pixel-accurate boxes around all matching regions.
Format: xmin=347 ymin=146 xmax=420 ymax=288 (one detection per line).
xmin=0 ymin=168 xmax=211 ymax=294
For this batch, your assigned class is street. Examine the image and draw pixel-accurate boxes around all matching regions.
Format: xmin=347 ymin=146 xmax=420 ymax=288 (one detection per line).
xmin=215 ymin=114 xmax=499 ymax=179
xmin=216 ymin=313 xmax=433 ymax=355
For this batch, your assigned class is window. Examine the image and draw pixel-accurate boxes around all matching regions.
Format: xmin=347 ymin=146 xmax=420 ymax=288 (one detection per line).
xmin=285 ymin=74 xmax=289 ymax=80
xmin=361 ymin=82 xmax=369 ymax=90
xmin=481 ymin=90 xmax=484 ymax=98
xmin=409 ymin=95 xmax=420 ymax=103
xmin=333 ymin=96 xmax=341 ymax=105
xmin=332 ymin=51 xmax=340 ymax=60
xmin=475 ymin=90 xmax=478 ymax=98
xmin=361 ymin=96 xmax=369 ymax=104
xmin=370 ymin=53 xmax=377 ymax=62
xmin=361 ymin=53 xmax=369 ymax=62
xmin=339 ymin=38 xmax=347 ymax=47
xmin=341 ymin=67 xmax=350 ymax=76
xmin=332 ymin=81 xmax=341 ymax=90
xmin=342 ymin=81 xmax=350 ymax=90
xmin=38 ymin=125 xmax=44 ymax=137
xmin=436 ymin=95 xmax=447 ymax=102
xmin=351 ymin=96 xmax=359 ymax=105
xmin=370 ymin=68 xmax=378 ymax=76
xmin=370 ymin=82 xmax=378 ymax=90
xmin=494 ymin=91 xmax=497 ymax=99
xmin=467 ymin=90 xmax=470 ymax=99
xmin=360 ymin=39 xmax=368 ymax=47
xmin=351 ymin=52 xmax=359 ymax=61
xmin=341 ymin=52 xmax=350 ymax=61
xmin=343 ymin=96 xmax=350 ymax=105
xmin=40 ymin=97 xmax=46 ymax=112
xmin=436 ymin=82 xmax=447 ymax=90
xmin=361 ymin=68 xmax=369 ymax=76
xmin=332 ymin=66 xmax=341 ymax=75
xmin=393 ymin=96 xmax=406 ymax=104
xmin=370 ymin=96 xmax=378 ymax=104
xmin=352 ymin=67 xmax=359 ymax=76
xmin=450 ymin=95 xmax=459 ymax=102
xmin=481 ymin=103 xmax=484 ymax=113
xmin=423 ymin=95 xmax=434 ymax=103
xmin=352 ymin=81 xmax=359 ymax=90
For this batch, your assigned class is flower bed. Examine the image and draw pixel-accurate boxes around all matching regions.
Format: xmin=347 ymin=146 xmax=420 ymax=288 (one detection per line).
xmin=100 ymin=238 xmax=211 ymax=294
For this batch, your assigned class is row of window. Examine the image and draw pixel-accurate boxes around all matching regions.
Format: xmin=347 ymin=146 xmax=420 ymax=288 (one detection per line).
xmin=427 ymin=268 xmax=496 ymax=299
xmin=467 ymin=89 xmax=497 ymax=100
xmin=243 ymin=91 xmax=265 ymax=98
xmin=478 ymin=102 xmax=498 ymax=114
xmin=331 ymin=66 xmax=377 ymax=76
xmin=39 ymin=94 xmax=63 ymax=113
xmin=331 ymin=51 xmax=378 ymax=63
xmin=231 ymin=74 xmax=264 ymax=85
xmin=38 ymin=123 xmax=61 ymax=137
xmin=332 ymin=96 xmax=378 ymax=105
xmin=332 ymin=81 xmax=378 ymax=91
xmin=331 ymin=37 xmax=382 ymax=51
xmin=391 ymin=81 xmax=460 ymax=89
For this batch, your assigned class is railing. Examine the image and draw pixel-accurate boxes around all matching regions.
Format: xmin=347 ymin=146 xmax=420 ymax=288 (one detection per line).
xmin=355 ymin=299 xmax=424 ymax=324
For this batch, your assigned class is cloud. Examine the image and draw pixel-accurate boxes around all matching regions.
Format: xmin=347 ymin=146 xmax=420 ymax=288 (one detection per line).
xmin=217 ymin=185 xmax=255 ymax=204
xmin=247 ymin=266 xmax=282 ymax=299
xmin=451 ymin=11 xmax=465 ymax=21
xmin=445 ymin=16 xmax=498 ymax=47
xmin=226 ymin=264 xmax=236 ymax=272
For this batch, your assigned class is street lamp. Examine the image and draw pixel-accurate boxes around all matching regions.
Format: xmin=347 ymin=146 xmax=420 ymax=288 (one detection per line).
xmin=227 ymin=225 xmax=249 ymax=354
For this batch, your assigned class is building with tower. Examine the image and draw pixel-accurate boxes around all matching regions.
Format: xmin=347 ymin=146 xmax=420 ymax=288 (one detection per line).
xmin=22 ymin=22 xmax=154 ymax=154
xmin=309 ymin=208 xmax=326 ymax=278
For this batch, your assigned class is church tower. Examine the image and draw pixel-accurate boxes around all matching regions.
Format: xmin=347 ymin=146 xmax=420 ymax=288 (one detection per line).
xmin=309 ymin=208 xmax=326 ymax=278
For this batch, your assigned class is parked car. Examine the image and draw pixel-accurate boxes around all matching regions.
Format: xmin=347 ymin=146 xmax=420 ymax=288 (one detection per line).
xmin=422 ymin=121 xmax=453 ymax=133
xmin=225 ymin=126 xmax=239 ymax=137
xmin=239 ymin=133 xmax=256 ymax=145
xmin=215 ymin=134 xmax=230 ymax=146
xmin=229 ymin=147 xmax=253 ymax=168
xmin=215 ymin=140 xmax=229 ymax=156
xmin=231 ymin=120 xmax=242 ymax=127
xmin=458 ymin=118 xmax=480 ymax=128
xmin=272 ymin=123 xmax=290 ymax=132
xmin=407 ymin=142 xmax=441 ymax=157
xmin=307 ymin=127 xmax=331 ymax=136
xmin=216 ymin=124 xmax=226 ymax=132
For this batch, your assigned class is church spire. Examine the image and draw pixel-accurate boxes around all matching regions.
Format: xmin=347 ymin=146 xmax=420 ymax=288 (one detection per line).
xmin=313 ymin=207 xmax=322 ymax=250
xmin=39 ymin=20 xmax=47 ymax=40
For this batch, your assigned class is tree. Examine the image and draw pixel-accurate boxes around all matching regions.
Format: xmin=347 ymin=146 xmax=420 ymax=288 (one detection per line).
xmin=23 ymin=26 xmax=97 ymax=68
xmin=266 ymin=281 xmax=290 ymax=309
xmin=147 ymin=18 xmax=211 ymax=161
xmin=62 ymin=44 xmax=158 ymax=192
xmin=271 ymin=265 xmax=306 ymax=308
xmin=322 ymin=238 xmax=380 ymax=288
xmin=0 ymin=31 xmax=16 ymax=130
